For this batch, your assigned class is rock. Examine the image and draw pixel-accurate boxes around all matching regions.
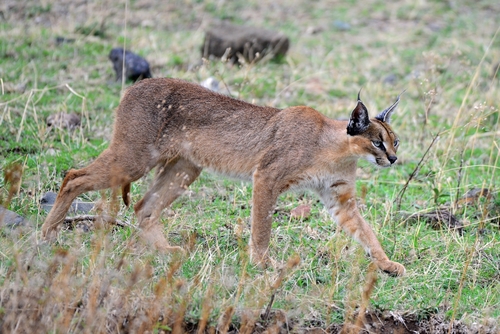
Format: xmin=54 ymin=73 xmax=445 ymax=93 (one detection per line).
xmin=0 ymin=205 xmax=28 ymax=228
xmin=45 ymin=148 xmax=59 ymax=156
xmin=201 ymin=77 xmax=220 ymax=92
xmin=55 ymin=36 xmax=75 ymax=45
xmin=40 ymin=191 xmax=95 ymax=214
xmin=201 ymin=21 xmax=289 ymax=64
xmin=290 ymin=204 xmax=311 ymax=219
xmin=427 ymin=22 xmax=443 ymax=32
xmin=383 ymin=73 xmax=398 ymax=85
xmin=109 ymin=47 xmax=152 ymax=82
xmin=306 ymin=26 xmax=324 ymax=35
xmin=3 ymin=81 xmax=27 ymax=94
xmin=333 ymin=20 xmax=351 ymax=31
xmin=46 ymin=112 xmax=81 ymax=130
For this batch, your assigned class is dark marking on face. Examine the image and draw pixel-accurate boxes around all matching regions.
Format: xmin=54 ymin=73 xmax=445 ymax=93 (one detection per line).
xmin=330 ymin=181 xmax=347 ymax=188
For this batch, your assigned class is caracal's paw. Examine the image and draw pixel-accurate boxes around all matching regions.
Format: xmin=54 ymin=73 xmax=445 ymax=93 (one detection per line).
xmin=139 ymin=220 xmax=185 ymax=255
xmin=249 ymin=251 xmax=282 ymax=270
xmin=376 ymin=259 xmax=406 ymax=277
xmin=250 ymin=255 xmax=268 ymax=269
xmin=41 ymin=223 xmax=59 ymax=241
xmin=150 ymin=239 xmax=185 ymax=254
xmin=250 ymin=250 xmax=269 ymax=269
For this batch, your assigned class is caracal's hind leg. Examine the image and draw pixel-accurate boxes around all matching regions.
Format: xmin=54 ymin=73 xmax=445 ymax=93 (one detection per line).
xmin=41 ymin=149 xmax=143 ymax=240
xmin=134 ymin=157 xmax=202 ymax=253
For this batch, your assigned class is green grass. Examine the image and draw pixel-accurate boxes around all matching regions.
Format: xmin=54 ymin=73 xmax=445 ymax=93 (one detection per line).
xmin=1 ymin=0 xmax=499 ymax=332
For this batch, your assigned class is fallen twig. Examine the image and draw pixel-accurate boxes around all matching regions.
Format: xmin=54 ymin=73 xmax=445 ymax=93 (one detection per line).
xmin=402 ymin=207 xmax=463 ymax=234
xmin=63 ymin=214 xmax=132 ymax=229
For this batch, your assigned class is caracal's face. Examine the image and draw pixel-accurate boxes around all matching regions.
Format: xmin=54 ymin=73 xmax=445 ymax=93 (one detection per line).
xmin=361 ymin=120 xmax=399 ymax=168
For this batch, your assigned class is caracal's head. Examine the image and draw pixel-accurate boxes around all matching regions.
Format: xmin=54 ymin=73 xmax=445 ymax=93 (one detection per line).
xmin=346 ymin=92 xmax=403 ymax=168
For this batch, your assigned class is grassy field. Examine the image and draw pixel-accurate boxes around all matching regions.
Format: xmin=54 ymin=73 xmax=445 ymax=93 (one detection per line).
xmin=1 ymin=0 xmax=499 ymax=332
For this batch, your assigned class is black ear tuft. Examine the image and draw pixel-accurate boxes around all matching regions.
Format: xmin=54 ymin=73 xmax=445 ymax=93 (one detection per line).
xmin=347 ymin=93 xmax=370 ymax=136
xmin=375 ymin=90 xmax=405 ymax=124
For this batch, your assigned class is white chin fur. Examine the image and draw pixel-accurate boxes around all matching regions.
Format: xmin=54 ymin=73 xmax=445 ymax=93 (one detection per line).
xmin=365 ymin=155 xmax=378 ymax=165
xmin=365 ymin=155 xmax=390 ymax=168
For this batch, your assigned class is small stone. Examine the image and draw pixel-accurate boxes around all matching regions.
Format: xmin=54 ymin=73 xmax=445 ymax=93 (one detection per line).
xmin=333 ymin=20 xmax=351 ymax=31
xmin=40 ymin=191 xmax=95 ymax=214
xmin=55 ymin=36 xmax=75 ymax=45
xmin=201 ymin=77 xmax=220 ymax=92
xmin=45 ymin=148 xmax=58 ymax=156
xmin=306 ymin=26 xmax=324 ymax=35
xmin=290 ymin=204 xmax=311 ymax=219
xmin=3 ymin=81 xmax=27 ymax=94
xmin=46 ymin=112 xmax=81 ymax=130
xmin=383 ymin=73 xmax=398 ymax=85
xmin=109 ymin=47 xmax=152 ymax=82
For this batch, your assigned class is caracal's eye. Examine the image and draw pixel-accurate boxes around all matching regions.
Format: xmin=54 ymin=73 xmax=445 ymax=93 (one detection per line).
xmin=372 ymin=140 xmax=383 ymax=149
xmin=394 ymin=139 xmax=399 ymax=147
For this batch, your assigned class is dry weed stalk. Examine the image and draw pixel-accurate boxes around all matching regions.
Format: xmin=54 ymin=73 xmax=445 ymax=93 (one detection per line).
xmin=395 ymin=131 xmax=440 ymax=212
xmin=340 ymin=247 xmax=375 ymax=334
xmin=452 ymin=154 xmax=465 ymax=212
xmin=216 ymin=256 xmax=253 ymax=333
xmin=2 ymin=163 xmax=23 ymax=208
xmin=352 ymin=262 xmax=378 ymax=332
xmin=158 ymin=259 xmax=184 ymax=329
xmin=238 ymin=309 xmax=259 ymax=334
xmin=217 ymin=305 xmax=235 ymax=334
xmin=448 ymin=181 xmax=489 ymax=334
xmin=172 ymin=279 xmax=189 ymax=334
xmin=262 ymin=254 xmax=300 ymax=322
xmin=85 ymin=233 xmax=110 ymax=330
xmin=327 ymin=226 xmax=346 ymax=322
xmin=51 ymin=248 xmax=79 ymax=331
xmin=197 ymin=283 xmax=214 ymax=334
xmin=16 ymin=90 xmax=33 ymax=142
xmin=150 ymin=275 xmax=169 ymax=325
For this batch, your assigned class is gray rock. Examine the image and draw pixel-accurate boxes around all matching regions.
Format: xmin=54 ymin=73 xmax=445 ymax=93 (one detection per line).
xmin=55 ymin=36 xmax=75 ymax=45
xmin=383 ymin=73 xmax=398 ymax=85
xmin=0 ymin=205 xmax=28 ymax=228
xmin=109 ymin=47 xmax=152 ymax=82
xmin=40 ymin=191 xmax=95 ymax=214
xmin=201 ymin=21 xmax=289 ymax=64
xmin=201 ymin=77 xmax=220 ymax=92
xmin=46 ymin=112 xmax=81 ymax=130
xmin=333 ymin=20 xmax=351 ymax=31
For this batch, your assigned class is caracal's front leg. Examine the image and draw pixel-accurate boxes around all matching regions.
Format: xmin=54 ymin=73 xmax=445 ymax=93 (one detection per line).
xmin=321 ymin=187 xmax=405 ymax=276
xmin=249 ymin=169 xmax=281 ymax=268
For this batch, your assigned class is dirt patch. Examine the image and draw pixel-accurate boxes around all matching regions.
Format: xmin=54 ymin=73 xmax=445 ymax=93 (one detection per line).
xmin=179 ymin=310 xmax=495 ymax=334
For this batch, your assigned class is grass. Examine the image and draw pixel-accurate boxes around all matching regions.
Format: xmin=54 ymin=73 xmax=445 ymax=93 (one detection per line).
xmin=1 ymin=0 xmax=499 ymax=332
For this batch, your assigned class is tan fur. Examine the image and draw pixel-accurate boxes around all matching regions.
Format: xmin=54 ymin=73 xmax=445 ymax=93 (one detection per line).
xmin=42 ymin=78 xmax=405 ymax=276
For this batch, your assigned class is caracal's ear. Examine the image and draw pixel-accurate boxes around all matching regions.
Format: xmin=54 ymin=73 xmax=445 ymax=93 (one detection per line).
xmin=347 ymin=91 xmax=370 ymax=136
xmin=375 ymin=90 xmax=405 ymax=124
